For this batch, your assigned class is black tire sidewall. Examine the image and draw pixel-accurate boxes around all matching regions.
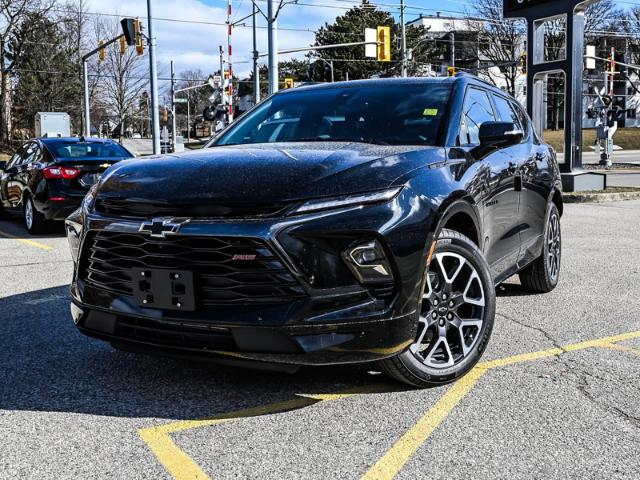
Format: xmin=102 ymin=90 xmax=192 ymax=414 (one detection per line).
xmin=395 ymin=232 xmax=496 ymax=385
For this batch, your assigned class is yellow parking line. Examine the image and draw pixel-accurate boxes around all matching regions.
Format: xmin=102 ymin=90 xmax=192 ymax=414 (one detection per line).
xmin=138 ymin=384 xmax=390 ymax=480
xmin=0 ymin=230 xmax=52 ymax=251
xmin=601 ymin=341 xmax=640 ymax=357
xmin=361 ymin=367 xmax=488 ymax=480
xmin=361 ymin=330 xmax=640 ymax=480
xmin=138 ymin=330 xmax=640 ymax=480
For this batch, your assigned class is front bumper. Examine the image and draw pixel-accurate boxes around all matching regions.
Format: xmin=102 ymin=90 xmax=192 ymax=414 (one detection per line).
xmin=67 ymin=189 xmax=436 ymax=365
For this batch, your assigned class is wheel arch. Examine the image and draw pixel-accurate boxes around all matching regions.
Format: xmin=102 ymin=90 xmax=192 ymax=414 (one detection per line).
xmin=434 ymin=198 xmax=482 ymax=247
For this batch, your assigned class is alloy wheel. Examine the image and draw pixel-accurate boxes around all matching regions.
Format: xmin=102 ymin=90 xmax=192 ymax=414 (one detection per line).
xmin=25 ymin=199 xmax=33 ymax=230
xmin=547 ymin=212 xmax=561 ymax=282
xmin=410 ymin=252 xmax=486 ymax=369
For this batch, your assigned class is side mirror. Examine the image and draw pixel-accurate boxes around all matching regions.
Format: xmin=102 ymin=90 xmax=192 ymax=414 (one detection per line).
xmin=479 ymin=122 xmax=523 ymax=148
xmin=0 ymin=160 xmax=6 ymax=171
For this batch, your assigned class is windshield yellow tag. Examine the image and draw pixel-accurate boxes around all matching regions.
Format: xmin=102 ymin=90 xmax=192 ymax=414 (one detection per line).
xmin=423 ymin=108 xmax=438 ymax=116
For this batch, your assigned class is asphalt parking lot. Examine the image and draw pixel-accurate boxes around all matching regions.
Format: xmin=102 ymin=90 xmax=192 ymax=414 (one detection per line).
xmin=1 ymin=201 xmax=639 ymax=480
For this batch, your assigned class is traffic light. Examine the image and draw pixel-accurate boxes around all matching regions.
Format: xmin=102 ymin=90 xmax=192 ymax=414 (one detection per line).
xmin=284 ymin=78 xmax=294 ymax=89
xmin=134 ymin=18 xmax=144 ymax=56
xmin=162 ymin=107 xmax=168 ymax=123
xmin=377 ymin=26 xmax=391 ymax=62
xmin=519 ymin=52 xmax=527 ymax=74
xmin=447 ymin=66 xmax=457 ymax=77
xmin=120 ymin=18 xmax=136 ymax=46
xmin=98 ymin=40 xmax=105 ymax=61
xmin=119 ymin=36 xmax=126 ymax=55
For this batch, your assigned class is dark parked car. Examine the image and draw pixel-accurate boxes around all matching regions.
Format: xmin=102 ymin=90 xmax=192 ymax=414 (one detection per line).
xmin=0 ymin=137 xmax=134 ymax=233
xmin=66 ymin=76 xmax=562 ymax=387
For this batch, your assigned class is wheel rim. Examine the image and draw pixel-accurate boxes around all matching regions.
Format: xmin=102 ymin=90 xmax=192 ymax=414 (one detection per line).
xmin=25 ymin=199 xmax=33 ymax=230
xmin=410 ymin=252 xmax=486 ymax=369
xmin=547 ymin=212 xmax=561 ymax=281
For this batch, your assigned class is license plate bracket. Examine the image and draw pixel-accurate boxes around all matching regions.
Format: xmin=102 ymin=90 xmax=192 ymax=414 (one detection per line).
xmin=131 ymin=268 xmax=196 ymax=311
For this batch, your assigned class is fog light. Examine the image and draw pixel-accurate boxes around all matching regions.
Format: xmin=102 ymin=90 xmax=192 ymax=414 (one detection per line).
xmin=343 ymin=240 xmax=394 ymax=284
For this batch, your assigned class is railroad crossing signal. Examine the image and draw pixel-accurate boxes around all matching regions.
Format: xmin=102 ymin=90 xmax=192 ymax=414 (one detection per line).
xmin=377 ymin=26 xmax=391 ymax=62
xmin=284 ymin=78 xmax=294 ymax=89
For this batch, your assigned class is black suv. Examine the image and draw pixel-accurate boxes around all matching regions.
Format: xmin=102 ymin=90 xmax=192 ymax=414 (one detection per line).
xmin=0 ymin=137 xmax=133 ymax=233
xmin=66 ymin=76 xmax=562 ymax=387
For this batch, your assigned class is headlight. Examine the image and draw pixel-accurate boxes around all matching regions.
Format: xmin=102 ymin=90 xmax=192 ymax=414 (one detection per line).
xmin=81 ymin=184 xmax=98 ymax=213
xmin=292 ymin=187 xmax=402 ymax=215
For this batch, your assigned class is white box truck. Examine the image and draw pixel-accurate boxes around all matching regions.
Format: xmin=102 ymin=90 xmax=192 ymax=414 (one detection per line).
xmin=34 ymin=112 xmax=71 ymax=138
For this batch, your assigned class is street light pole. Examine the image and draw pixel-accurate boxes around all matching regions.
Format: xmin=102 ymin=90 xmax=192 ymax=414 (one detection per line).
xmin=170 ymin=60 xmax=177 ymax=149
xmin=82 ymin=59 xmax=90 ymax=136
xmin=146 ymin=0 xmax=161 ymax=155
xmin=267 ymin=0 xmax=278 ymax=94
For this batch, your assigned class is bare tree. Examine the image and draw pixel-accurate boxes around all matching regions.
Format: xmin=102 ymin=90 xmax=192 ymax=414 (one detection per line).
xmin=92 ymin=17 xmax=148 ymax=139
xmin=466 ymin=0 xmax=525 ymax=97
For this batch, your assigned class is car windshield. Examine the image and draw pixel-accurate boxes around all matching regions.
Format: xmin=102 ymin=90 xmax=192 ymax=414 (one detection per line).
xmin=49 ymin=142 xmax=132 ymax=160
xmin=212 ymin=83 xmax=452 ymax=147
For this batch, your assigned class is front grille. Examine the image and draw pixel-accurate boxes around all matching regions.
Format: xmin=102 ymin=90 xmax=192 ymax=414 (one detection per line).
xmin=95 ymin=198 xmax=288 ymax=219
xmin=115 ymin=315 xmax=237 ymax=351
xmin=80 ymin=231 xmax=306 ymax=305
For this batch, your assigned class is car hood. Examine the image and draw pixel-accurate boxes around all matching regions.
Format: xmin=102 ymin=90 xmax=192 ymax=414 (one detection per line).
xmin=97 ymin=142 xmax=446 ymax=204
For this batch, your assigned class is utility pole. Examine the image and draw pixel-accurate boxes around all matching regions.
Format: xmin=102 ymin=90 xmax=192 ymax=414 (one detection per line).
xmin=400 ymin=0 xmax=407 ymax=78
xmin=146 ymin=0 xmax=161 ymax=155
xmin=252 ymin=0 xmax=260 ymax=104
xmin=170 ymin=61 xmax=177 ymax=150
xmin=267 ymin=0 xmax=278 ymax=94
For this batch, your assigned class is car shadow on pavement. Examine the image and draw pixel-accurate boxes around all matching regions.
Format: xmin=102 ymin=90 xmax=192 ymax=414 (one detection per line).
xmin=496 ymin=282 xmax=538 ymax=298
xmin=0 ymin=217 xmax=66 ymax=238
xmin=0 ymin=286 xmax=404 ymax=421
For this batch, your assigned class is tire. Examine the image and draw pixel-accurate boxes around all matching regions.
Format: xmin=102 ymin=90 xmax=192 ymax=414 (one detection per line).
xmin=518 ymin=204 xmax=561 ymax=294
xmin=24 ymin=195 xmax=51 ymax=235
xmin=379 ymin=229 xmax=496 ymax=388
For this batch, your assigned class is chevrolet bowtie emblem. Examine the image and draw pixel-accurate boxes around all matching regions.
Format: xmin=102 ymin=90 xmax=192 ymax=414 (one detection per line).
xmin=139 ymin=218 xmax=189 ymax=238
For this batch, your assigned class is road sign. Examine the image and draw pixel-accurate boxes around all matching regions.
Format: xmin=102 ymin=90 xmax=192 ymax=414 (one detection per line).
xmin=365 ymin=28 xmax=377 ymax=59
xmin=174 ymin=98 xmax=188 ymax=104
xmin=212 ymin=75 xmax=222 ymax=87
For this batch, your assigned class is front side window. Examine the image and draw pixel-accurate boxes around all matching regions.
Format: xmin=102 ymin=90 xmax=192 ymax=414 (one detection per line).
xmin=460 ymin=88 xmax=496 ymax=146
xmin=212 ymin=83 xmax=453 ymax=147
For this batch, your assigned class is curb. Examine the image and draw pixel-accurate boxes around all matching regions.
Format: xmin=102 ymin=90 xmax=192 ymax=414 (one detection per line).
xmin=564 ymin=188 xmax=640 ymax=203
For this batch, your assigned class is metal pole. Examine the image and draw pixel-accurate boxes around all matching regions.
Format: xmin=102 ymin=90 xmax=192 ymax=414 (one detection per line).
xmin=82 ymin=59 xmax=90 ymax=137
xmin=400 ymin=0 xmax=407 ymax=78
xmin=252 ymin=0 xmax=260 ymax=104
xmin=187 ymin=100 xmax=190 ymax=143
xmin=171 ymin=60 xmax=177 ymax=150
xmin=146 ymin=0 xmax=161 ymax=154
xmin=267 ymin=0 xmax=278 ymax=94
xmin=450 ymin=32 xmax=455 ymax=69
xmin=330 ymin=60 xmax=334 ymax=82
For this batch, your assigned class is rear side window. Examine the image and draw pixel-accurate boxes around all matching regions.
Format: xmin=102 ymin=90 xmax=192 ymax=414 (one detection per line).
xmin=460 ymin=88 xmax=496 ymax=146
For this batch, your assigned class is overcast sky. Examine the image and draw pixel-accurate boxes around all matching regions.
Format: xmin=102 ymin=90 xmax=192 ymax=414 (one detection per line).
xmin=86 ymin=0 xmax=466 ymax=81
